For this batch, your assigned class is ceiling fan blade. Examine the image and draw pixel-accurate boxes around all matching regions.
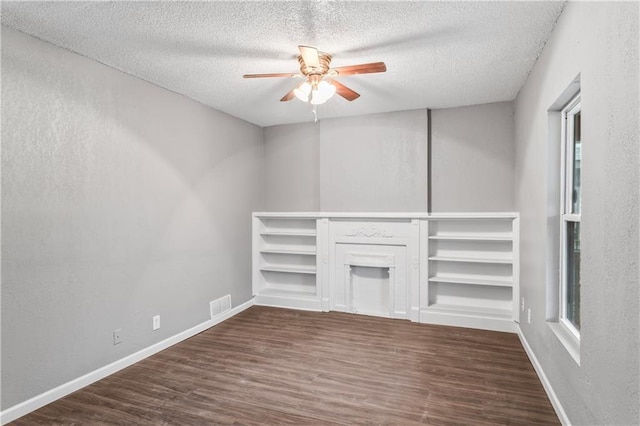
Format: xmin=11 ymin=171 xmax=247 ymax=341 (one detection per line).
xmin=280 ymin=89 xmax=296 ymax=102
xmin=331 ymin=80 xmax=360 ymax=101
xmin=331 ymin=62 xmax=387 ymax=76
xmin=298 ymin=45 xmax=320 ymax=68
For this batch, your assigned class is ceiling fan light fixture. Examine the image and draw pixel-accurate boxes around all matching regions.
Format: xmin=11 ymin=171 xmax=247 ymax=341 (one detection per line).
xmin=310 ymin=81 xmax=336 ymax=105
xmin=294 ymin=82 xmax=312 ymax=102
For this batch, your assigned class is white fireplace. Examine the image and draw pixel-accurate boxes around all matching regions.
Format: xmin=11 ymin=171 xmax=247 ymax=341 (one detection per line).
xmin=326 ymin=219 xmax=419 ymax=320
xmin=335 ymin=249 xmax=402 ymax=318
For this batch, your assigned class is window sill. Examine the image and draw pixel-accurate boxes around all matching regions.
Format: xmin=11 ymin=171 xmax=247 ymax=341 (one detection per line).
xmin=547 ymin=321 xmax=581 ymax=366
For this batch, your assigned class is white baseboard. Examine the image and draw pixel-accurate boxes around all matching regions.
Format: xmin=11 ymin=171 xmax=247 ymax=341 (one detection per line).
xmin=0 ymin=298 xmax=254 ymax=425
xmin=254 ymin=293 xmax=322 ymax=311
xmin=516 ymin=325 xmax=571 ymax=426
xmin=420 ymin=310 xmax=517 ymax=333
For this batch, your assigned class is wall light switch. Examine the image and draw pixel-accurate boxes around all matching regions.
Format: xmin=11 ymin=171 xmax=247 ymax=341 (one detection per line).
xmin=153 ymin=315 xmax=160 ymax=331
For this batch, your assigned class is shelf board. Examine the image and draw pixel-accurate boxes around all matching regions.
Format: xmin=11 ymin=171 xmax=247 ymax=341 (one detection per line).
xmin=428 ymin=275 xmax=513 ymax=287
xmin=257 ymin=288 xmax=318 ymax=298
xmin=260 ymin=231 xmax=317 ymax=237
xmin=428 ymin=235 xmax=512 ymax=242
xmin=428 ymin=256 xmax=513 ymax=264
xmin=425 ymin=303 xmax=512 ymax=320
xmin=260 ymin=249 xmax=316 ymax=256
xmin=260 ymin=265 xmax=317 ymax=274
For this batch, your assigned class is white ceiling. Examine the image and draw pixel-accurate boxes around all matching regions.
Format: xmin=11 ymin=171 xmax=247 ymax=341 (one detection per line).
xmin=1 ymin=1 xmax=565 ymax=127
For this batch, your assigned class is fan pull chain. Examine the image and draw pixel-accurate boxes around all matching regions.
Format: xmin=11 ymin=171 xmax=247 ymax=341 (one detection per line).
xmin=312 ymin=105 xmax=318 ymax=123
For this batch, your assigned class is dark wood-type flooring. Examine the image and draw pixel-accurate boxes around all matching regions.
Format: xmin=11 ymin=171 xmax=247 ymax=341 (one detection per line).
xmin=12 ymin=306 xmax=559 ymax=425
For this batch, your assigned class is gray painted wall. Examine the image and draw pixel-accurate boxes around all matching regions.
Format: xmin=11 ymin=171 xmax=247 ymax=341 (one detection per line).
xmin=431 ymin=102 xmax=515 ymax=212
xmin=263 ymin=122 xmax=319 ymax=211
xmin=514 ymin=3 xmax=639 ymax=425
xmin=1 ymin=27 xmax=263 ymax=409
xmin=319 ymin=110 xmax=428 ymax=212
xmin=264 ymin=105 xmax=516 ymax=214
xmin=264 ymin=109 xmax=429 ymax=212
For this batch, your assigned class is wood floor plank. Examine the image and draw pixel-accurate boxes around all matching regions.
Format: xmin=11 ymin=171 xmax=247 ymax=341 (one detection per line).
xmin=11 ymin=306 xmax=559 ymax=425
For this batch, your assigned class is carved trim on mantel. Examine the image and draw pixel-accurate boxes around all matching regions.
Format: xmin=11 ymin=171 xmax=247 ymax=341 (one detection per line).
xmin=345 ymin=227 xmax=393 ymax=238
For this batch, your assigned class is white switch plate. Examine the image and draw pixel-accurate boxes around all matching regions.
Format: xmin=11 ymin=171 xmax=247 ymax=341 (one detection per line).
xmin=113 ymin=329 xmax=122 ymax=345
xmin=527 ymin=309 xmax=531 ymax=324
xmin=153 ymin=315 xmax=160 ymax=330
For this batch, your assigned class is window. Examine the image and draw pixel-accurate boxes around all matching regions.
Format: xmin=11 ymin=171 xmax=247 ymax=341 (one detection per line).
xmin=560 ymin=94 xmax=581 ymax=338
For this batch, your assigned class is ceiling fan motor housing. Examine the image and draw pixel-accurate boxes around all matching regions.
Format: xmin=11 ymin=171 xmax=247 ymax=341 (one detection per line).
xmin=298 ymin=52 xmax=332 ymax=77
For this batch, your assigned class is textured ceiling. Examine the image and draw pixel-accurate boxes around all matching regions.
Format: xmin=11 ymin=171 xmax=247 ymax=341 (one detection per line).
xmin=1 ymin=1 xmax=565 ymax=127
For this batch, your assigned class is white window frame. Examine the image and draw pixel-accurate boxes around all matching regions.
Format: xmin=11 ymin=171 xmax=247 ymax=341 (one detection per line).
xmin=559 ymin=93 xmax=581 ymax=340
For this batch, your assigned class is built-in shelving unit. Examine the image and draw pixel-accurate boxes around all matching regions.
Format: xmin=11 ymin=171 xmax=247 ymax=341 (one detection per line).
xmin=252 ymin=214 xmax=322 ymax=310
xmin=253 ymin=212 xmax=519 ymax=332
xmin=420 ymin=215 xmax=519 ymax=332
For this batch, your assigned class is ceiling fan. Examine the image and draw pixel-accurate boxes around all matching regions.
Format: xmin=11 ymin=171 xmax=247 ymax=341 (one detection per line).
xmin=243 ymin=45 xmax=387 ymax=105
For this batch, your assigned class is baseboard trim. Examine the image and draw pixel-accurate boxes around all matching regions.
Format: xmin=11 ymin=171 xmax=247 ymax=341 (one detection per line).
xmin=420 ymin=310 xmax=517 ymax=333
xmin=254 ymin=293 xmax=322 ymax=312
xmin=516 ymin=325 xmax=571 ymax=426
xmin=0 ymin=298 xmax=254 ymax=425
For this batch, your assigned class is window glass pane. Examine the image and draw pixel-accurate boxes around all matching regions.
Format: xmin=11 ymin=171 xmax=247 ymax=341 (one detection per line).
xmin=572 ymin=111 xmax=581 ymax=214
xmin=565 ymin=221 xmax=581 ymax=329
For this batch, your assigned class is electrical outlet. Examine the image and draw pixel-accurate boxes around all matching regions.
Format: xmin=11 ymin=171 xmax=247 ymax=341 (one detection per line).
xmin=113 ymin=329 xmax=122 ymax=345
xmin=210 ymin=300 xmax=222 ymax=319
xmin=527 ymin=308 xmax=531 ymax=324
xmin=220 ymin=295 xmax=231 ymax=313
xmin=153 ymin=315 xmax=160 ymax=331
xmin=521 ymin=297 xmax=525 ymax=312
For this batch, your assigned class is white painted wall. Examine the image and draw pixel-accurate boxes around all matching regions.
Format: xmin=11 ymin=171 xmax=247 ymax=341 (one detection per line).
xmin=431 ymin=102 xmax=514 ymax=212
xmin=514 ymin=2 xmax=639 ymax=424
xmin=1 ymin=27 xmax=263 ymax=409
xmin=263 ymin=122 xmax=319 ymax=211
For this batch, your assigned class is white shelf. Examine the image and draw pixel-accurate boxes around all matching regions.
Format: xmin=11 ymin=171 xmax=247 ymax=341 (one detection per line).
xmin=260 ymin=248 xmax=316 ymax=256
xmin=428 ymin=275 xmax=513 ymax=287
xmin=254 ymin=212 xmax=518 ymax=220
xmin=260 ymin=231 xmax=317 ymax=237
xmin=260 ymin=265 xmax=316 ymax=274
xmin=428 ymin=255 xmax=513 ymax=264
xmin=425 ymin=303 xmax=512 ymax=320
xmin=254 ymin=215 xmax=321 ymax=311
xmin=257 ymin=288 xmax=317 ymax=298
xmin=423 ymin=215 xmax=519 ymax=330
xmin=428 ymin=235 xmax=512 ymax=241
